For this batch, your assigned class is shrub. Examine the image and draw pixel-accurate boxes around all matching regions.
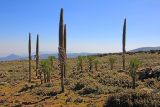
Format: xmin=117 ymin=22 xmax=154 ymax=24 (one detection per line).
xmin=96 ymin=72 xmax=132 ymax=88
xmin=78 ymin=86 xmax=98 ymax=95
xmin=103 ymin=89 xmax=160 ymax=107
xmin=94 ymin=60 xmax=100 ymax=71
xmin=32 ymin=87 xmax=57 ymax=96
xmin=71 ymin=82 xmax=85 ymax=91
xmin=145 ymin=79 xmax=157 ymax=88
xmin=87 ymin=56 xmax=96 ymax=71
xmin=108 ymin=57 xmax=116 ymax=70
xmin=77 ymin=56 xmax=85 ymax=71
xmin=39 ymin=59 xmax=53 ymax=83
xmin=129 ymin=58 xmax=141 ymax=89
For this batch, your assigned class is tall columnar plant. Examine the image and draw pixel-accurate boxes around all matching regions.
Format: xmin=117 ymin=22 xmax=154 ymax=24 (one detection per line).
xmin=64 ymin=24 xmax=67 ymax=55
xmin=28 ymin=33 xmax=31 ymax=83
xmin=122 ymin=18 xmax=126 ymax=70
xmin=58 ymin=8 xmax=65 ymax=92
xmin=129 ymin=58 xmax=141 ymax=89
xmin=36 ymin=34 xmax=39 ymax=76
xmin=64 ymin=24 xmax=67 ymax=78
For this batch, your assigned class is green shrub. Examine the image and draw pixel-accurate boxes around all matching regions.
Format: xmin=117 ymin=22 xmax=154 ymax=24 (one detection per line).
xmin=129 ymin=58 xmax=141 ymax=89
xmin=87 ymin=56 xmax=96 ymax=71
xmin=94 ymin=60 xmax=100 ymax=71
xmin=77 ymin=56 xmax=85 ymax=71
xmin=39 ymin=60 xmax=52 ymax=83
xmin=108 ymin=57 xmax=116 ymax=70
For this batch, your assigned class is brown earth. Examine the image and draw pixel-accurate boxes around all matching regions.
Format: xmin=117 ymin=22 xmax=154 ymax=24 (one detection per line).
xmin=0 ymin=52 xmax=160 ymax=107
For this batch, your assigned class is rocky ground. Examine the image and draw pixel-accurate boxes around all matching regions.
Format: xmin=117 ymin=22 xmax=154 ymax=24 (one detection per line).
xmin=0 ymin=52 xmax=160 ymax=107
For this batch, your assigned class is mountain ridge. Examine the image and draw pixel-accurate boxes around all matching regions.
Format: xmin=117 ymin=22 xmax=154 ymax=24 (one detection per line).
xmin=1 ymin=46 xmax=160 ymax=61
xmin=129 ymin=46 xmax=160 ymax=52
xmin=0 ymin=53 xmax=96 ymax=61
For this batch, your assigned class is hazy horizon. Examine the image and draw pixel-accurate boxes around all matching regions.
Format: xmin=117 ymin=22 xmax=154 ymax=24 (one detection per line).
xmin=0 ymin=0 xmax=160 ymax=56
xmin=2 ymin=45 xmax=160 ymax=57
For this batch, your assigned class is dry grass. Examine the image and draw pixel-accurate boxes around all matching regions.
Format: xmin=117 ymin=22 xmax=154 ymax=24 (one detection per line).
xmin=0 ymin=52 xmax=160 ymax=106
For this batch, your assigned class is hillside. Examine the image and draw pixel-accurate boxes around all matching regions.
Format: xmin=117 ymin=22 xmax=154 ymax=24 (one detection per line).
xmin=0 ymin=54 xmax=22 ymax=61
xmin=130 ymin=46 xmax=160 ymax=52
xmin=0 ymin=53 xmax=96 ymax=61
xmin=0 ymin=52 xmax=160 ymax=106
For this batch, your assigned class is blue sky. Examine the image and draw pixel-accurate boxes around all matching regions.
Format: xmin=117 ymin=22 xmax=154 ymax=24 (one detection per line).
xmin=0 ymin=0 xmax=160 ymax=56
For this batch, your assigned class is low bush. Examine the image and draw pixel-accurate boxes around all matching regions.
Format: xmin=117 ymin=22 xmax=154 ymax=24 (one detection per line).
xmin=78 ymin=86 xmax=98 ymax=95
xmin=103 ymin=89 xmax=160 ymax=107
xmin=71 ymin=82 xmax=85 ymax=91
xmin=32 ymin=87 xmax=57 ymax=96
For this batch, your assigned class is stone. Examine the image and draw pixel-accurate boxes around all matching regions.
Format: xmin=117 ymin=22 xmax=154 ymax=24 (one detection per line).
xmin=13 ymin=92 xmax=21 ymax=96
xmin=66 ymin=97 xmax=71 ymax=103
xmin=0 ymin=92 xmax=5 ymax=96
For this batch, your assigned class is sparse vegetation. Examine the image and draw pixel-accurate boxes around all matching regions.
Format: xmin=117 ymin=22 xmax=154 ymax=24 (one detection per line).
xmin=1 ymin=52 xmax=160 ymax=106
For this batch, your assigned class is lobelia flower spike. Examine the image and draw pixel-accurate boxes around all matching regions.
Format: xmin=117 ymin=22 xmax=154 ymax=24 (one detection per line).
xmin=58 ymin=8 xmax=65 ymax=92
xmin=122 ymin=17 xmax=126 ymax=71
xmin=64 ymin=24 xmax=67 ymax=78
xmin=36 ymin=34 xmax=39 ymax=77
xmin=28 ymin=32 xmax=32 ymax=82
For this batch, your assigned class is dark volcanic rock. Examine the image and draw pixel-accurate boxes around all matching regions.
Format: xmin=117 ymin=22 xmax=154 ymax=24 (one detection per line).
xmin=138 ymin=68 xmax=160 ymax=80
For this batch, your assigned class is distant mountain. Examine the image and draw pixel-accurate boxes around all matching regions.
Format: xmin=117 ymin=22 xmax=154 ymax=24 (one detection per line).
xmin=130 ymin=46 xmax=160 ymax=52
xmin=2 ymin=47 xmax=160 ymax=61
xmin=0 ymin=54 xmax=22 ymax=61
xmin=67 ymin=53 xmax=95 ymax=58
xmin=0 ymin=53 xmax=96 ymax=61
xmin=38 ymin=53 xmax=96 ymax=59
